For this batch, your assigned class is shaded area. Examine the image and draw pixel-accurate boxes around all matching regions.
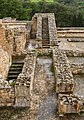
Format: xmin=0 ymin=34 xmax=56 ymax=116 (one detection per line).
xmin=0 ymin=107 xmax=30 ymax=120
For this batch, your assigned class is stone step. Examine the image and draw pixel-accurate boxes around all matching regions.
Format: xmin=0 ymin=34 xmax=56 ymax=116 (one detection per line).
xmin=7 ymin=75 xmax=18 ymax=80
xmin=8 ymin=74 xmax=19 ymax=77
xmin=11 ymin=64 xmax=23 ymax=67
xmin=12 ymin=61 xmax=24 ymax=64
xmin=9 ymin=67 xmax=22 ymax=71
xmin=7 ymin=55 xmax=25 ymax=81
xmin=42 ymin=46 xmax=50 ymax=48
xmin=8 ymin=71 xmax=21 ymax=74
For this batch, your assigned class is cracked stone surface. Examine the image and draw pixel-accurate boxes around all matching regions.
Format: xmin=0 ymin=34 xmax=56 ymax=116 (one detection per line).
xmin=30 ymin=56 xmax=57 ymax=120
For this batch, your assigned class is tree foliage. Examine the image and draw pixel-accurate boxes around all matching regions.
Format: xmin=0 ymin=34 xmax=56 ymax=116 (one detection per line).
xmin=0 ymin=0 xmax=84 ymax=27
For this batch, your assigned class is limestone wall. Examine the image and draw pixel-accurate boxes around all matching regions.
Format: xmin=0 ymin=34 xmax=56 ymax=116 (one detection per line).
xmin=0 ymin=26 xmax=13 ymax=79
xmin=0 ymin=46 xmax=10 ymax=79
xmin=36 ymin=16 xmax=42 ymax=40
xmin=13 ymin=27 xmax=26 ymax=55
xmin=0 ymin=26 xmax=14 ymax=55
xmin=15 ymin=52 xmax=36 ymax=107
xmin=36 ymin=48 xmax=52 ymax=55
xmin=0 ymin=76 xmax=15 ymax=106
xmin=57 ymin=31 xmax=84 ymax=38
xmin=58 ymin=94 xmax=81 ymax=114
xmin=70 ymin=63 xmax=84 ymax=74
xmin=64 ymin=49 xmax=84 ymax=57
xmin=48 ymin=14 xmax=58 ymax=46
xmin=0 ymin=27 xmax=12 ymax=54
xmin=0 ymin=23 xmax=27 ymax=56
xmin=53 ymin=47 xmax=74 ymax=93
xmin=30 ymin=17 xmax=37 ymax=39
xmin=0 ymin=87 xmax=14 ymax=106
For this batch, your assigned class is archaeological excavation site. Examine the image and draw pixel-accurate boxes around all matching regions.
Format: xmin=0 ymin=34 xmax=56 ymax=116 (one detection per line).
xmin=0 ymin=13 xmax=84 ymax=120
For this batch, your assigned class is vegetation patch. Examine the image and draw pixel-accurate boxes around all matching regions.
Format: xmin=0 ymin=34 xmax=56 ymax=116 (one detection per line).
xmin=10 ymin=81 xmax=16 ymax=87
xmin=0 ymin=0 xmax=84 ymax=26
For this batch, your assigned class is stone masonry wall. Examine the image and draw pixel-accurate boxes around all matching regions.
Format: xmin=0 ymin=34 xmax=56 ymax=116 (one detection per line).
xmin=64 ymin=49 xmax=84 ymax=57
xmin=0 ymin=76 xmax=14 ymax=106
xmin=57 ymin=31 xmax=84 ymax=38
xmin=36 ymin=15 xmax=42 ymax=40
xmin=48 ymin=13 xmax=58 ymax=46
xmin=36 ymin=15 xmax=42 ymax=48
xmin=70 ymin=63 xmax=84 ymax=74
xmin=0 ymin=88 xmax=14 ymax=106
xmin=53 ymin=47 xmax=84 ymax=114
xmin=0 ymin=26 xmax=14 ymax=55
xmin=53 ymin=47 xmax=74 ymax=93
xmin=15 ymin=52 xmax=36 ymax=107
xmin=0 ymin=26 xmax=13 ymax=78
xmin=14 ymin=27 xmax=26 ymax=55
xmin=0 ymin=46 xmax=10 ymax=79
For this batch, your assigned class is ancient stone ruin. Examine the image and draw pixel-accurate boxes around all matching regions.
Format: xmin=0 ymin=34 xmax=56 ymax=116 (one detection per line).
xmin=0 ymin=13 xmax=84 ymax=119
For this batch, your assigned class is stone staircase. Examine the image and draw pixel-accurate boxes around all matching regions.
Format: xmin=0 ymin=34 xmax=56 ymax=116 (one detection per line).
xmin=7 ymin=56 xmax=24 ymax=81
xmin=42 ymin=17 xmax=50 ymax=48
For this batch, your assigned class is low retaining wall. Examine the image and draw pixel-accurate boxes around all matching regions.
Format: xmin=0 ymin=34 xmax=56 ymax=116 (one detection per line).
xmin=0 ymin=87 xmax=14 ymax=106
xmin=53 ymin=47 xmax=74 ymax=93
xmin=64 ymin=50 xmax=84 ymax=57
xmin=15 ymin=52 xmax=36 ymax=107
xmin=70 ymin=63 xmax=84 ymax=74
xmin=57 ymin=31 xmax=84 ymax=38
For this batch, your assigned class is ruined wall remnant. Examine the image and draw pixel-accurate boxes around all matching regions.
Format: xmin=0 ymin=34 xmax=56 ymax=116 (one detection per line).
xmin=64 ymin=49 xmax=84 ymax=57
xmin=2 ymin=17 xmax=16 ymax=22
xmin=30 ymin=17 xmax=37 ymax=39
xmin=48 ymin=13 xmax=58 ymax=46
xmin=0 ymin=87 xmax=14 ymax=106
xmin=0 ymin=14 xmax=84 ymax=119
xmin=15 ymin=52 xmax=36 ymax=107
xmin=57 ymin=29 xmax=84 ymax=38
xmin=0 ymin=25 xmax=14 ymax=55
xmin=58 ymin=94 xmax=81 ymax=114
xmin=53 ymin=47 xmax=84 ymax=114
xmin=70 ymin=63 xmax=84 ymax=74
xmin=36 ymin=15 xmax=42 ymax=40
xmin=0 ymin=46 xmax=10 ymax=79
xmin=5 ymin=28 xmax=14 ymax=55
xmin=13 ymin=27 xmax=27 ymax=55
xmin=0 ymin=76 xmax=15 ymax=106
xmin=0 ymin=26 xmax=13 ymax=79
xmin=53 ymin=47 xmax=74 ymax=94
xmin=36 ymin=15 xmax=42 ymax=48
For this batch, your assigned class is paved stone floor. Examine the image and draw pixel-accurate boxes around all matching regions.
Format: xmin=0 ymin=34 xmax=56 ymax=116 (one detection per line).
xmin=30 ymin=56 xmax=57 ymax=120
xmin=68 ymin=57 xmax=84 ymax=64
xmin=73 ymin=74 xmax=84 ymax=98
